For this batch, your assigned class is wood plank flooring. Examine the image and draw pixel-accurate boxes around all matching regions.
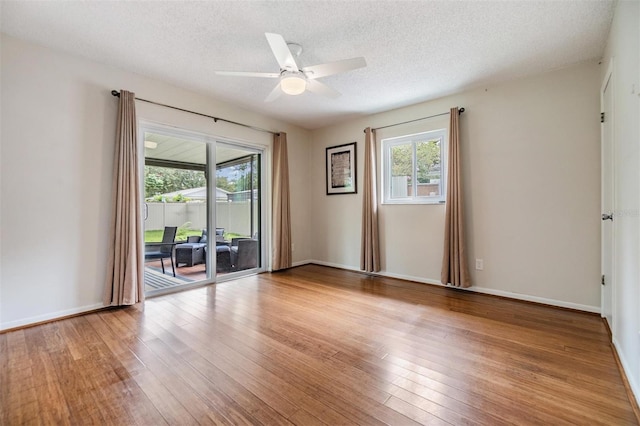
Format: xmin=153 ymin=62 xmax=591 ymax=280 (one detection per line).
xmin=1 ymin=264 xmax=637 ymax=425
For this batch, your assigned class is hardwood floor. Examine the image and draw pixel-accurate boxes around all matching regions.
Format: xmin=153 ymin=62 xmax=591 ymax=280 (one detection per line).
xmin=1 ymin=264 xmax=637 ymax=425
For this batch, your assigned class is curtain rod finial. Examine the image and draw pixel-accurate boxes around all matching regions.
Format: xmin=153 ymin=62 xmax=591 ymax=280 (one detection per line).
xmin=459 ymin=107 xmax=465 ymax=114
xmin=111 ymin=90 xmax=120 ymax=97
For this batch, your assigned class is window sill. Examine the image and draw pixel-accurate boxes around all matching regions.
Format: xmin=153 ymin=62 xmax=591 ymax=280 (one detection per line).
xmin=382 ymin=199 xmax=445 ymax=205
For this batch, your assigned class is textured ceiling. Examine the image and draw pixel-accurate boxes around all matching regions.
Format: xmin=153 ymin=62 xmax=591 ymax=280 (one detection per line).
xmin=1 ymin=1 xmax=614 ymax=130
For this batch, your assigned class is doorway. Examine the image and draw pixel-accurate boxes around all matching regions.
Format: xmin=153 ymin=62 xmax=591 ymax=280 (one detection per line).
xmin=140 ymin=124 xmax=266 ymax=295
xmin=141 ymin=127 xmax=212 ymax=294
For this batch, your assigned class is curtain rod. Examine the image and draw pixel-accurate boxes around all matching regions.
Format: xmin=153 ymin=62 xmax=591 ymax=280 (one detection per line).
xmin=110 ymin=90 xmax=279 ymax=136
xmin=364 ymin=107 xmax=465 ymax=133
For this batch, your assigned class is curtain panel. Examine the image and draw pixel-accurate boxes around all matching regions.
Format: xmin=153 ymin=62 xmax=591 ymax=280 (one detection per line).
xmin=104 ymin=90 xmax=144 ymax=306
xmin=272 ymin=132 xmax=292 ymax=270
xmin=361 ymin=127 xmax=381 ymax=272
xmin=441 ymin=107 xmax=471 ymax=288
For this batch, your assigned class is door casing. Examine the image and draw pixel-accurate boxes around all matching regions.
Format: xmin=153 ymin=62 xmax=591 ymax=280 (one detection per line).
xmin=600 ymin=59 xmax=615 ymax=335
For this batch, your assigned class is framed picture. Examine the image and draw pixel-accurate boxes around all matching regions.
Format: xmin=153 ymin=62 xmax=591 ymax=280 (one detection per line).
xmin=326 ymin=142 xmax=357 ymax=195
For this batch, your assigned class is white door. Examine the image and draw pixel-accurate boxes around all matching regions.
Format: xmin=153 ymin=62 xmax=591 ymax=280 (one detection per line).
xmin=601 ymin=65 xmax=614 ymax=331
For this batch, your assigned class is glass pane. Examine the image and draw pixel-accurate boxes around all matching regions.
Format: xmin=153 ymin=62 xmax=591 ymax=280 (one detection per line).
xmin=416 ymin=138 xmax=441 ymax=197
xmin=143 ymin=132 xmax=209 ymax=293
xmin=215 ymin=149 xmax=261 ymax=275
xmin=390 ymin=143 xmax=412 ymax=198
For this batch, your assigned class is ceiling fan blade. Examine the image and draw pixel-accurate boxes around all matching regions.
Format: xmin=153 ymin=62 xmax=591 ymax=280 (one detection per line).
xmin=303 ymin=57 xmax=366 ymax=79
xmin=264 ymin=83 xmax=282 ymax=103
xmin=306 ymin=79 xmax=341 ymax=98
xmin=215 ymin=71 xmax=280 ymax=78
xmin=265 ymin=33 xmax=299 ymax=72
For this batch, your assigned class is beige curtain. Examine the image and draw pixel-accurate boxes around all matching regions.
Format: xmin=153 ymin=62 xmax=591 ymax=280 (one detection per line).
xmin=272 ymin=132 xmax=292 ymax=270
xmin=441 ymin=107 xmax=471 ymax=288
xmin=361 ymin=127 xmax=381 ymax=272
xmin=103 ymin=90 xmax=144 ymax=306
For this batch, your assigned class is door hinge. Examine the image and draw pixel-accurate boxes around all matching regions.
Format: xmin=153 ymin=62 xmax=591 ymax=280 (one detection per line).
xmin=601 ymin=112 xmax=605 ymax=123
xmin=601 ymin=274 xmax=606 ymax=286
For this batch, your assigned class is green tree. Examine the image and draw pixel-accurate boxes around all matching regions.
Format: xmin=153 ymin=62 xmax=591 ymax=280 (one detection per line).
xmin=390 ymin=140 xmax=441 ymax=184
xmin=416 ymin=140 xmax=440 ymax=183
xmin=145 ymin=171 xmax=166 ymax=197
xmin=235 ymin=162 xmax=260 ymax=192
xmin=144 ymin=166 xmax=206 ymax=198
xmin=215 ymin=176 xmax=236 ymax=193
xmin=391 ymin=144 xmax=413 ymax=177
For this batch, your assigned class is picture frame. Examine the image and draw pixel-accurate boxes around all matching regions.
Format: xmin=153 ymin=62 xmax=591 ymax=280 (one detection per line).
xmin=326 ymin=142 xmax=357 ymax=195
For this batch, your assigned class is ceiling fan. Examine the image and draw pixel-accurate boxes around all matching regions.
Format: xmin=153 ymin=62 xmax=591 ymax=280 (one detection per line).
xmin=215 ymin=33 xmax=367 ymax=102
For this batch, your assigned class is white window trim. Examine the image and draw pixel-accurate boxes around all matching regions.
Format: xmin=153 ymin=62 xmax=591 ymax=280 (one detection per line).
xmin=382 ymin=129 xmax=447 ymax=205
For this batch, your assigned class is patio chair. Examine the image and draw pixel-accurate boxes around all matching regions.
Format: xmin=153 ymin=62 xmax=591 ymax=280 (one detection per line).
xmin=145 ymin=226 xmax=177 ymax=277
xmin=214 ymin=245 xmax=232 ymax=273
xmin=231 ymin=237 xmax=251 ymax=247
xmin=231 ymin=239 xmax=259 ymax=271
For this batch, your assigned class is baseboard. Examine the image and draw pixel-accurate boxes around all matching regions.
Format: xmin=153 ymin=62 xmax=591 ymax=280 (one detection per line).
xmin=306 ymin=260 xmax=600 ymax=313
xmin=0 ymin=302 xmax=105 ymax=332
xmin=612 ymin=338 xmax=640 ymax=419
xmin=2 ymin=262 xmax=597 ymax=328
xmin=308 ymin=260 xmax=362 ymax=273
xmin=464 ymin=285 xmax=600 ymax=313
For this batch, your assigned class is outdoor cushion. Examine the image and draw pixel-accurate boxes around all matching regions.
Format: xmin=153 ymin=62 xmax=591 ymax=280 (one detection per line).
xmin=216 ymin=245 xmax=230 ymax=253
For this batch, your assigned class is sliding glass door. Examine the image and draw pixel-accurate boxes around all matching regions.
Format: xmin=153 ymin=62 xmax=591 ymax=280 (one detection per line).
xmin=214 ymin=143 xmax=263 ymax=279
xmin=140 ymin=124 xmax=266 ymax=295
xmin=141 ymin=128 xmax=212 ymax=294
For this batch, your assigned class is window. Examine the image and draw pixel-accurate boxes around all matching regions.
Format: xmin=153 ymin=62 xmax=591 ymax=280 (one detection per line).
xmin=382 ymin=129 xmax=447 ymax=204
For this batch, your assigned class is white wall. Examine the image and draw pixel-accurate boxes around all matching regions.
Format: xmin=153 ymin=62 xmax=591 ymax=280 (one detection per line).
xmin=0 ymin=35 xmax=312 ymax=329
xmin=601 ymin=0 xmax=640 ymax=405
xmin=310 ymin=60 xmax=602 ymax=312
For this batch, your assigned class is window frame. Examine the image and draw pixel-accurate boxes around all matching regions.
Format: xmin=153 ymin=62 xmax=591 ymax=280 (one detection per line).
xmin=381 ymin=128 xmax=447 ymax=205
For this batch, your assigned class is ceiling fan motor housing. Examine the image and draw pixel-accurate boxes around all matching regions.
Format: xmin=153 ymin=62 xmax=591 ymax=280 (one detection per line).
xmin=280 ymin=71 xmax=307 ymax=95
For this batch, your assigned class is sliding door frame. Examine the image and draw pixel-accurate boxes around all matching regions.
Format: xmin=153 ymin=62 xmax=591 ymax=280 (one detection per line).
xmin=214 ymin=140 xmax=268 ymax=281
xmin=138 ymin=121 xmax=217 ymax=296
xmin=138 ymin=120 xmax=271 ymax=295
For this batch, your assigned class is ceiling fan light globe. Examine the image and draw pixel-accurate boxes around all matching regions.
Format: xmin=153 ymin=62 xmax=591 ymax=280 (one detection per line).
xmin=281 ymin=75 xmax=306 ymax=95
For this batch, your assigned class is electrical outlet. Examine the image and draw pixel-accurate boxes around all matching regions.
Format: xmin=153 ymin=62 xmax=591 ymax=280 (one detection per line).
xmin=291 ymin=243 xmax=295 ymax=252
xmin=475 ymin=259 xmax=484 ymax=270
